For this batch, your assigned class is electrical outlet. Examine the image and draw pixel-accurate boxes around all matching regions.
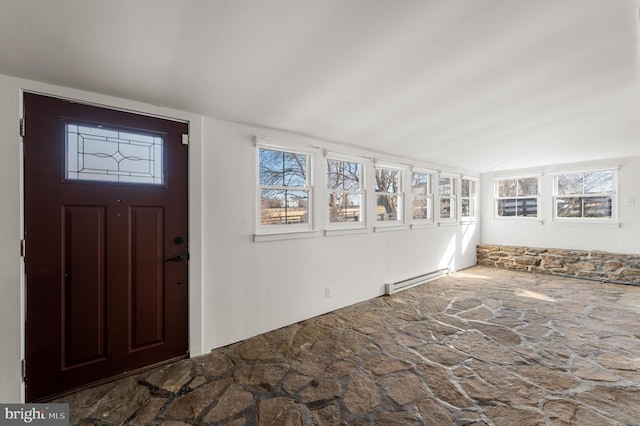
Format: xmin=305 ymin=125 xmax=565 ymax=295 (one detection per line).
xmin=627 ymin=197 xmax=636 ymax=207
xmin=325 ymin=287 xmax=333 ymax=298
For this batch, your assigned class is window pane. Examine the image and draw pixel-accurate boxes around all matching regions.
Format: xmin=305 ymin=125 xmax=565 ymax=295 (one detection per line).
xmin=557 ymin=174 xmax=582 ymax=195
xmin=584 ymin=196 xmax=612 ymax=218
xmin=556 ymin=197 xmax=582 ymax=218
xmin=518 ymin=198 xmax=538 ymax=216
xmin=412 ymin=172 xmax=430 ymax=195
xmin=347 ymin=194 xmax=362 ymax=221
xmin=376 ymin=194 xmax=400 ymax=221
xmin=342 ymin=161 xmax=361 ymax=191
xmin=259 ymin=148 xmax=306 ymax=187
xmin=557 ymin=196 xmax=612 ymax=218
xmin=498 ymin=179 xmax=516 ymax=197
xmin=328 ymin=159 xmax=361 ymax=191
xmin=328 ymin=192 xmax=344 ymax=222
xmin=518 ymin=178 xmax=538 ymax=196
xmin=327 ymin=159 xmax=341 ymax=189
xmin=261 ymin=189 xmax=309 ymax=225
xmin=439 ymin=177 xmax=453 ymax=196
xmin=66 ymin=123 xmax=164 ymax=185
xmin=462 ymin=199 xmax=474 ymax=217
xmin=497 ymin=199 xmax=515 ymax=217
xmin=497 ymin=198 xmax=536 ymax=217
xmin=329 ymin=192 xmax=361 ymax=223
xmin=283 ymin=152 xmax=307 ymax=187
xmin=461 ymin=180 xmax=469 ymax=197
xmin=584 ymin=171 xmax=613 ymax=194
xmin=462 ymin=179 xmax=476 ymax=197
xmin=412 ymin=196 xmax=432 ymax=220
xmin=440 ymin=197 xmax=455 ymax=219
xmin=375 ymin=168 xmax=400 ymax=193
xmin=259 ymin=148 xmax=283 ymax=185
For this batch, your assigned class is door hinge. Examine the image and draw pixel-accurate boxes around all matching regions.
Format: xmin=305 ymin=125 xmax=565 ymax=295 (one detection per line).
xmin=21 ymin=359 xmax=26 ymax=382
xmin=181 ymin=134 xmax=189 ymax=145
xmin=20 ymin=118 xmax=25 ymax=138
xmin=20 ymin=239 xmax=26 ymax=257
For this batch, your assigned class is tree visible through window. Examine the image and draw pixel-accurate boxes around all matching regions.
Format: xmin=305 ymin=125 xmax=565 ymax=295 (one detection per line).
xmin=375 ymin=166 xmax=402 ymax=222
xmin=327 ymin=158 xmax=363 ymax=224
xmin=461 ymin=178 xmax=476 ymax=219
xmin=439 ymin=176 xmax=456 ymax=221
xmin=259 ymin=147 xmax=311 ymax=227
xmin=411 ymin=172 xmax=433 ymax=222
xmin=554 ymin=170 xmax=614 ymax=219
xmin=495 ymin=177 xmax=539 ymax=218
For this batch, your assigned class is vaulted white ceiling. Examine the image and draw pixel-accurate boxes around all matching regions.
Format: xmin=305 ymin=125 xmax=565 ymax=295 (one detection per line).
xmin=1 ymin=0 xmax=639 ymax=172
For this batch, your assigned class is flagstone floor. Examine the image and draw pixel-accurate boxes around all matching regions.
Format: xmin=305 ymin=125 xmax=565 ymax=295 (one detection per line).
xmin=55 ymin=266 xmax=640 ymax=425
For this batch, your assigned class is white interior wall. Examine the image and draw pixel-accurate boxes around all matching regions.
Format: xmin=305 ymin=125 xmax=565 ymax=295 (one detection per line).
xmin=0 ymin=75 xmax=23 ymax=402
xmin=200 ymin=118 xmax=479 ymax=351
xmin=480 ymin=156 xmax=640 ymax=254
xmin=0 ymin=74 xmax=480 ymax=402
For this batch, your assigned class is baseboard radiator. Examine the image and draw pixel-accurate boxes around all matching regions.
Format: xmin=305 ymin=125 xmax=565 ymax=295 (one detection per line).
xmin=385 ymin=268 xmax=449 ymax=295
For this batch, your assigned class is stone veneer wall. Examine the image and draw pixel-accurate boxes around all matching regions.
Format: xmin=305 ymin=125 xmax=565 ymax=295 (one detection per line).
xmin=477 ymin=244 xmax=640 ymax=286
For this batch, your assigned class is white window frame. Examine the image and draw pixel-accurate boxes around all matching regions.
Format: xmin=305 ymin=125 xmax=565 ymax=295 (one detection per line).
xmin=410 ymin=168 xmax=435 ymax=227
xmin=461 ymin=176 xmax=478 ymax=222
xmin=438 ymin=173 xmax=458 ymax=224
xmin=493 ymin=175 xmax=541 ymax=221
xmin=326 ymin=152 xmax=366 ymax=230
xmin=552 ymin=168 xmax=618 ymax=224
xmin=374 ymin=161 xmax=406 ymax=228
xmin=255 ymin=139 xmax=316 ymax=237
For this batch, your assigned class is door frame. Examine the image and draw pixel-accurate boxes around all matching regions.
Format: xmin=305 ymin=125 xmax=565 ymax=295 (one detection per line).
xmin=16 ymin=83 xmax=204 ymax=402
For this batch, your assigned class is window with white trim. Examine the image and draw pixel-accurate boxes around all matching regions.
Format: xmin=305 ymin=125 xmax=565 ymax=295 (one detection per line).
xmin=411 ymin=171 xmax=434 ymax=223
xmin=461 ymin=178 xmax=477 ymax=220
xmin=439 ymin=175 xmax=457 ymax=221
xmin=375 ymin=165 xmax=403 ymax=224
xmin=553 ymin=170 xmax=616 ymax=220
xmin=327 ymin=157 xmax=364 ymax=225
xmin=258 ymin=146 xmax=312 ymax=231
xmin=494 ymin=176 xmax=539 ymax=218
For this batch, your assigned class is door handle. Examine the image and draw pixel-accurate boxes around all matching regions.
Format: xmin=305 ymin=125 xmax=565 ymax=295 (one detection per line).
xmin=166 ymin=254 xmax=185 ymax=263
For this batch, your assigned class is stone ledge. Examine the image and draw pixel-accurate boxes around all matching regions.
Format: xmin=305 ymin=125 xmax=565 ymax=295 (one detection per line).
xmin=477 ymin=244 xmax=640 ymax=286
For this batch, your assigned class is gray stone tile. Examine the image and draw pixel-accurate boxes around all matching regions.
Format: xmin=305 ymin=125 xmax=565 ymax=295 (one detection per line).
xmin=52 ymin=266 xmax=640 ymax=426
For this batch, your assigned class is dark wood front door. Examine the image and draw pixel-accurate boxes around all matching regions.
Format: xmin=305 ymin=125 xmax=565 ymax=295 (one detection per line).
xmin=24 ymin=93 xmax=189 ymax=402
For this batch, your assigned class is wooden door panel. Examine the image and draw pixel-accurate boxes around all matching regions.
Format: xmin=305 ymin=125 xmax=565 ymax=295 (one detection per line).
xmin=24 ymin=93 xmax=189 ymax=401
xmin=62 ymin=205 xmax=107 ymax=368
xmin=130 ymin=206 xmax=165 ymax=350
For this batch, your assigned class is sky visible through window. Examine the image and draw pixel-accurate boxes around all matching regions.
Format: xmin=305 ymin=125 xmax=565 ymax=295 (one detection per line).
xmin=259 ymin=148 xmax=310 ymax=226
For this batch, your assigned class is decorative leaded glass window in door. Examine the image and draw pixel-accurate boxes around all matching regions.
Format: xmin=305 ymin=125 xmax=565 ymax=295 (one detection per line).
xmin=65 ymin=123 xmax=164 ymax=185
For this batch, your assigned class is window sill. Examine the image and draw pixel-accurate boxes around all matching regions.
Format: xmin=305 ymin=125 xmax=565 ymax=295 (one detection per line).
xmin=550 ymin=220 xmax=620 ymax=228
xmin=374 ymin=225 xmax=410 ymax=233
xmin=438 ymin=221 xmax=459 ymax=227
xmin=410 ymin=222 xmax=436 ymax=229
xmin=493 ymin=218 xmax=543 ymax=225
xmin=254 ymin=230 xmax=318 ymax=242
xmin=325 ymin=227 xmax=369 ymax=237
xmin=461 ymin=219 xmax=479 ymax=225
